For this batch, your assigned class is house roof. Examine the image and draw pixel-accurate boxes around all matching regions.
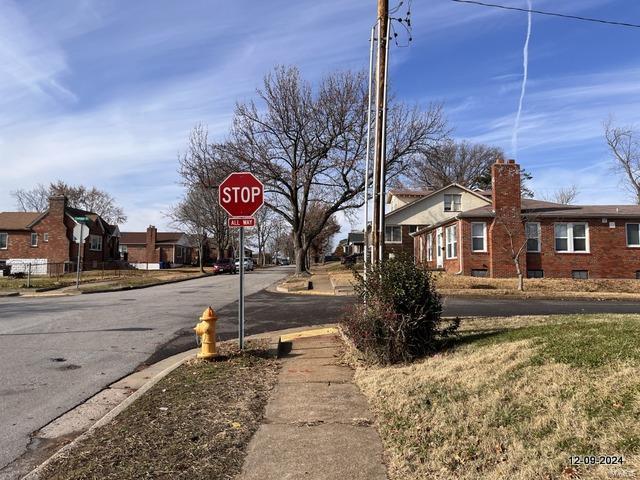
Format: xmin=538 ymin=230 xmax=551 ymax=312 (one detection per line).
xmin=459 ymin=199 xmax=640 ymax=219
xmin=387 ymin=188 xmax=433 ymax=198
xmin=120 ymin=231 xmax=186 ymax=245
xmin=0 ymin=212 xmax=43 ymax=230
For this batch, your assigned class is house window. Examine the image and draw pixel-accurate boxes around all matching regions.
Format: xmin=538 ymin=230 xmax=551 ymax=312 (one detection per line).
xmin=527 ymin=270 xmax=544 ymax=279
xmin=471 ymin=269 xmax=488 ymax=277
xmin=385 ymin=225 xmax=402 ymax=243
xmin=30 ymin=233 xmax=38 ymax=247
xmin=43 ymin=233 xmax=49 ymax=242
xmin=554 ymin=222 xmax=589 ymax=252
xmin=426 ymin=234 xmax=433 ymax=262
xmin=627 ymin=224 xmax=640 ymax=247
xmin=572 ymin=270 xmax=589 ymax=280
xmin=526 ymin=222 xmax=541 ymax=252
xmin=444 ymin=194 xmax=462 ymax=212
xmin=445 ymin=224 xmax=458 ymax=259
xmin=90 ymin=235 xmax=103 ymax=251
xmin=0 ymin=233 xmax=7 ymax=250
xmin=119 ymin=245 xmax=128 ymax=254
xmin=176 ymin=246 xmax=184 ymax=258
xmin=471 ymin=222 xmax=486 ymax=252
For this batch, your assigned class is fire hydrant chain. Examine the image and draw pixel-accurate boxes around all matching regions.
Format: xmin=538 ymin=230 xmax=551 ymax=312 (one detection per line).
xmin=194 ymin=306 xmax=218 ymax=359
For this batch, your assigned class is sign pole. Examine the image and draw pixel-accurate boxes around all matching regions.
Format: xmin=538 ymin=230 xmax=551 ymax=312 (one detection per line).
xmin=239 ymin=226 xmax=245 ymax=349
xmin=76 ymin=223 xmax=83 ymax=289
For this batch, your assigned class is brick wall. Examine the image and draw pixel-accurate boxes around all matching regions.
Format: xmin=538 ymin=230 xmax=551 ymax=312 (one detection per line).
xmin=526 ymin=218 xmax=640 ymax=278
xmin=460 ymin=218 xmax=491 ymax=275
xmin=386 ymin=225 xmax=421 ymax=258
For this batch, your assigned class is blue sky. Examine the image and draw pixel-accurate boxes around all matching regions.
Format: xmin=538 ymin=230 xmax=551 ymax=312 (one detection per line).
xmin=1 ymin=0 xmax=640 ymax=233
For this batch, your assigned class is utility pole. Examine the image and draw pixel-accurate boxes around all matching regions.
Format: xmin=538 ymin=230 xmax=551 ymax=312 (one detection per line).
xmin=371 ymin=0 xmax=389 ymax=264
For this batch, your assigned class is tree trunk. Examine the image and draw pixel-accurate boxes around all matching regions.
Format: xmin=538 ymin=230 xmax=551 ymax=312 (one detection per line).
xmin=199 ymin=243 xmax=204 ymax=273
xmin=295 ymin=246 xmax=308 ymax=274
xmin=514 ymin=257 xmax=524 ymax=291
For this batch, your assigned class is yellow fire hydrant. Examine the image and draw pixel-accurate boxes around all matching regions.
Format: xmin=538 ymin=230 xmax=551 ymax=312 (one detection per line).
xmin=194 ymin=306 xmax=218 ymax=359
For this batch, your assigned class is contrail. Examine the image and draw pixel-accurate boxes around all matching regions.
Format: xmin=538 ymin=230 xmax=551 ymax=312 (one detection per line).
xmin=512 ymin=0 xmax=532 ymax=158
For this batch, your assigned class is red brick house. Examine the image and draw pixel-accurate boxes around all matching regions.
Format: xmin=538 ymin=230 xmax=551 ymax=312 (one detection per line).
xmin=120 ymin=226 xmax=195 ymax=269
xmin=0 ymin=196 xmax=120 ymax=274
xmin=413 ymin=159 xmax=640 ymax=279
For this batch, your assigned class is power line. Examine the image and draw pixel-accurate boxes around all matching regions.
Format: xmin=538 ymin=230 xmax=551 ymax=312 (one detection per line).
xmin=451 ymin=0 xmax=640 ymax=29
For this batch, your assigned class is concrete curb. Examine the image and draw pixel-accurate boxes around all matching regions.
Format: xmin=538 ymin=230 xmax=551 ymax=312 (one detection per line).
xmin=21 ymin=351 xmax=195 ymax=480
xmin=19 ymin=323 xmax=336 ymax=480
xmin=0 ymin=291 xmax=19 ymax=297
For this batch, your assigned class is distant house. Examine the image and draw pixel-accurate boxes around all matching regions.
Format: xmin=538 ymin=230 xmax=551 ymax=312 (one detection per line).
xmin=0 ymin=196 xmax=120 ymax=274
xmin=346 ymin=231 xmax=365 ymax=255
xmin=119 ymin=226 xmax=195 ymax=269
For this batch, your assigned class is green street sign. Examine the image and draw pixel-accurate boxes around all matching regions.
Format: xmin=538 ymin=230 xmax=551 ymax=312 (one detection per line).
xmin=74 ymin=216 xmax=89 ymax=222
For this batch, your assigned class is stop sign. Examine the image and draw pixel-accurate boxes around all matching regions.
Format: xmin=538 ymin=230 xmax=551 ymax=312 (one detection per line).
xmin=218 ymin=172 xmax=264 ymax=217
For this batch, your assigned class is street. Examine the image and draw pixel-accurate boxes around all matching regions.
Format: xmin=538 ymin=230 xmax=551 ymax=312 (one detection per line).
xmin=2 ymin=270 xmax=640 ymax=475
xmin=0 ymin=267 xmax=295 ymax=473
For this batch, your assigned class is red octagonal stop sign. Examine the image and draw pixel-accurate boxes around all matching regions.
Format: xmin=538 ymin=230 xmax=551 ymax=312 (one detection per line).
xmin=218 ymin=172 xmax=264 ymax=217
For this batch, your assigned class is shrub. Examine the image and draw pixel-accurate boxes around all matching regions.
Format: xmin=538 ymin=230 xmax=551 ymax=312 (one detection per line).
xmin=341 ymin=256 xmax=458 ymax=364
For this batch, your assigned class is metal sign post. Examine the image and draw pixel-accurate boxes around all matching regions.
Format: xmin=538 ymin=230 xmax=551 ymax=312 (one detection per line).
xmin=218 ymin=172 xmax=264 ymax=350
xmin=239 ymin=226 xmax=245 ymax=349
xmin=73 ymin=216 xmax=89 ymax=289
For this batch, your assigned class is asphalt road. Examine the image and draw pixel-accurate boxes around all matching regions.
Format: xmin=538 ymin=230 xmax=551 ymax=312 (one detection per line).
xmin=0 ymin=267 xmax=297 ymax=475
xmin=2 ymin=270 xmax=640 ymax=476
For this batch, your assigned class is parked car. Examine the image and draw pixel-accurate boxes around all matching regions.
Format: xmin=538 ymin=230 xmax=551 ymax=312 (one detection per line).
xmin=235 ymin=258 xmax=254 ymax=271
xmin=341 ymin=253 xmax=363 ymax=266
xmin=212 ymin=258 xmax=237 ymax=275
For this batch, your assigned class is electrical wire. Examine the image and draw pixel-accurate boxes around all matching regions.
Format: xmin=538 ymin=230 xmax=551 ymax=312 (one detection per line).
xmin=450 ymin=0 xmax=640 ymax=29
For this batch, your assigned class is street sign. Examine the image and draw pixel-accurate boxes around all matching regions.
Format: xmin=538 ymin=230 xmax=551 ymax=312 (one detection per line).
xmin=218 ymin=172 xmax=264 ymax=351
xmin=228 ymin=217 xmax=256 ymax=227
xmin=73 ymin=223 xmax=90 ymax=243
xmin=73 ymin=216 xmax=89 ymax=223
xmin=218 ymin=172 xmax=264 ymax=218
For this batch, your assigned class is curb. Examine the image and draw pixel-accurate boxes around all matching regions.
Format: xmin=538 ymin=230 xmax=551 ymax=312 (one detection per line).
xmin=19 ymin=323 xmax=336 ymax=480
xmin=21 ymin=350 xmax=195 ymax=480
xmin=0 ymin=292 xmax=19 ymax=297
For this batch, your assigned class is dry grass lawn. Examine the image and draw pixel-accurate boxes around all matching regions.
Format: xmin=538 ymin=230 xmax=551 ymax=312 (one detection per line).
xmin=39 ymin=341 xmax=278 ymax=480
xmin=435 ymin=273 xmax=640 ymax=300
xmin=354 ymin=314 xmax=640 ymax=480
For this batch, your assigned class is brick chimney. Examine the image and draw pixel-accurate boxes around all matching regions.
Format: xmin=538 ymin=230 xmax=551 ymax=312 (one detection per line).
xmin=48 ymin=195 xmax=67 ymax=220
xmin=489 ymin=158 xmax=525 ymax=278
xmin=146 ymin=225 xmax=158 ymax=263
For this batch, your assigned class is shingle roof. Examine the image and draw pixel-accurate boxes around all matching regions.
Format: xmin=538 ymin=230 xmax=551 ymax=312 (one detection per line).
xmin=459 ymin=199 xmax=640 ymax=219
xmin=0 ymin=212 xmax=43 ymax=230
xmin=120 ymin=231 xmax=185 ymax=245
xmin=388 ymin=188 xmax=434 ymax=197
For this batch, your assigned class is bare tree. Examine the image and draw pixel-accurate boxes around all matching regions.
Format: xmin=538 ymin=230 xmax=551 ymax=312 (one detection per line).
xmin=605 ymin=119 xmax=640 ymax=204
xmin=223 ymin=66 xmax=447 ymax=274
xmin=176 ymin=125 xmax=236 ymax=260
xmin=494 ymin=215 xmax=538 ymax=292
xmin=12 ymin=181 xmax=127 ymax=224
xmin=409 ymin=140 xmax=503 ymax=189
xmin=305 ymin=203 xmax=341 ymax=263
xmin=542 ymin=184 xmax=579 ymax=205
xmin=252 ymin=207 xmax=279 ymax=266
xmin=166 ymin=187 xmax=211 ymax=272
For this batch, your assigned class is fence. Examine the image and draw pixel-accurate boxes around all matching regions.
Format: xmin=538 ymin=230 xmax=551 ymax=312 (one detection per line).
xmin=0 ymin=260 xmax=167 ymax=287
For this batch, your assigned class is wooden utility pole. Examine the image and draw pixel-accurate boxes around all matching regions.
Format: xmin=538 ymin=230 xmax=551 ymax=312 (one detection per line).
xmin=371 ymin=0 xmax=389 ymax=264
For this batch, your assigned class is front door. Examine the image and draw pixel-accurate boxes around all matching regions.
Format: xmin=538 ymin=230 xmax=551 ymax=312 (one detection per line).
xmin=436 ymin=227 xmax=444 ymax=269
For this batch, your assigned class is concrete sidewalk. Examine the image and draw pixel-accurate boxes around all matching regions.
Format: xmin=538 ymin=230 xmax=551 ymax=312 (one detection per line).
xmin=240 ymin=332 xmax=387 ymax=480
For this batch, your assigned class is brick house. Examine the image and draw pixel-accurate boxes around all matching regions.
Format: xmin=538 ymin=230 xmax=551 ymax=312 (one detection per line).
xmin=412 ymin=159 xmax=640 ymax=279
xmin=383 ymin=186 xmax=490 ymax=258
xmin=0 ymin=195 xmax=120 ymax=274
xmin=119 ymin=226 xmax=195 ymax=269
